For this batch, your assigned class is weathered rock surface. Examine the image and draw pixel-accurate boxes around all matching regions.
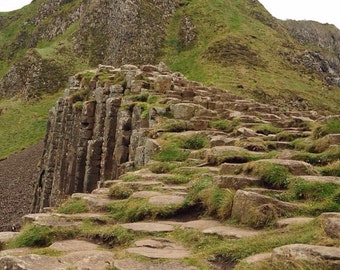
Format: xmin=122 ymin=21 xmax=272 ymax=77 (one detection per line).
xmin=231 ymin=190 xmax=303 ymax=227
xmin=0 ymin=232 xmax=20 ymax=244
xmin=120 ymin=222 xmax=174 ymax=233
xmin=127 ymin=238 xmax=190 ymax=259
xmin=0 ymin=254 xmax=68 ymax=270
xmin=114 ymin=259 xmax=198 ymax=270
xmin=60 ymin=250 xmax=114 ymax=270
xmin=202 ymin=225 xmax=260 ymax=239
xmin=272 ymin=244 xmax=340 ymax=269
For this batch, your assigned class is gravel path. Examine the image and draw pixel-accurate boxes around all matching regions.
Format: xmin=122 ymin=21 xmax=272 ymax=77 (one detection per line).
xmin=0 ymin=142 xmax=43 ymax=231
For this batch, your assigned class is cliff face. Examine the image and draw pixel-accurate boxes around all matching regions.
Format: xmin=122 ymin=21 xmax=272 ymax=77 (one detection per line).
xmin=282 ymin=20 xmax=340 ymax=87
xmin=0 ymin=0 xmax=176 ymax=99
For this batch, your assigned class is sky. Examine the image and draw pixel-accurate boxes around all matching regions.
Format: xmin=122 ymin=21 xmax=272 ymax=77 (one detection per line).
xmin=258 ymin=0 xmax=340 ymax=29
xmin=0 ymin=0 xmax=339 ymax=29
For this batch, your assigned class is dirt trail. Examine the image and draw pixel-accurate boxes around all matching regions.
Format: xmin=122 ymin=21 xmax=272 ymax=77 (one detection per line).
xmin=0 ymin=142 xmax=43 ymax=231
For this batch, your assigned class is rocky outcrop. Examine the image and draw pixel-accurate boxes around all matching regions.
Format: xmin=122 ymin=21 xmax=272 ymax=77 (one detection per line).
xmin=283 ymin=20 xmax=340 ymax=86
xmin=31 ymin=63 xmax=321 ymax=213
xmin=0 ymin=50 xmax=68 ymax=99
xmin=31 ymin=63 xmax=214 ymax=212
xmin=0 ymin=0 xmax=177 ymax=99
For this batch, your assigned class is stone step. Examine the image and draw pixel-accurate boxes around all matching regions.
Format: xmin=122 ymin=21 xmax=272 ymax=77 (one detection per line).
xmin=203 ymin=225 xmax=261 ymax=239
xmin=220 ymin=163 xmax=243 ymax=174
xmin=71 ymin=193 xmax=112 ymax=212
xmin=294 ymin=175 xmax=340 ymax=184
xmin=126 ymin=238 xmax=191 ymax=259
xmin=213 ymin=175 xmax=260 ymax=189
xmin=120 ymin=222 xmax=174 ymax=233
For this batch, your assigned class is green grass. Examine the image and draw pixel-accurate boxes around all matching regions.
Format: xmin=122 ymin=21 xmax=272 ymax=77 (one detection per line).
xmin=243 ymin=162 xmax=290 ymax=189
xmin=7 ymin=224 xmax=76 ymax=248
xmin=160 ymin=0 xmax=340 ymax=113
xmin=0 ymin=91 xmax=61 ymax=159
xmin=107 ymin=198 xmax=181 ymax=223
xmin=57 ymin=198 xmax=89 ymax=214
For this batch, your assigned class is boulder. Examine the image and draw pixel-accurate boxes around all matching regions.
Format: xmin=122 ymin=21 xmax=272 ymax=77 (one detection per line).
xmin=272 ymin=244 xmax=340 ymax=269
xmin=231 ymin=190 xmax=303 ymax=228
xmin=322 ymin=217 xmax=340 ymax=239
xmin=251 ymin=159 xmax=318 ymax=175
xmin=171 ymin=103 xmax=203 ymax=120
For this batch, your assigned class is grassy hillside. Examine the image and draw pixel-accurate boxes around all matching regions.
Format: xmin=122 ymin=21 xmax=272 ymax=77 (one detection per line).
xmin=160 ymin=0 xmax=340 ymax=113
xmin=0 ymin=92 xmax=61 ymax=160
xmin=0 ymin=0 xmax=340 ymax=158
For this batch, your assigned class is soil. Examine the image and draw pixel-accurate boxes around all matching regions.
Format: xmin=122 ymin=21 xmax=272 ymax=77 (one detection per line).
xmin=0 ymin=142 xmax=43 ymax=231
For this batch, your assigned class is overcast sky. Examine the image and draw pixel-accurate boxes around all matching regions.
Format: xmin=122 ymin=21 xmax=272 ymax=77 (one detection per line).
xmin=0 ymin=0 xmax=339 ymax=29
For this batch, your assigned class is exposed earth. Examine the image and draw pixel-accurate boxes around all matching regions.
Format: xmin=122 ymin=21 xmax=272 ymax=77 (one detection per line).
xmin=0 ymin=142 xmax=43 ymax=231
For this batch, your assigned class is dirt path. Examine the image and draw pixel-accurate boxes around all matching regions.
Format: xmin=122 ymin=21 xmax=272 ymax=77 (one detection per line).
xmin=0 ymin=142 xmax=43 ymax=231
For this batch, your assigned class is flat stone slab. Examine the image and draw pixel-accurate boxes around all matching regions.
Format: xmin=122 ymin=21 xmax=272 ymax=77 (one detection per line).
xmin=0 ymin=232 xmax=19 ymax=243
xmin=60 ymin=250 xmax=114 ymax=270
xmin=23 ymin=213 xmax=81 ymax=228
xmin=296 ymin=175 xmax=340 ymax=184
xmin=120 ymin=222 xmax=174 ymax=233
xmin=0 ymin=254 xmax=68 ymax=270
xmin=127 ymin=238 xmax=190 ymax=259
xmin=148 ymin=195 xmax=185 ymax=206
xmin=275 ymin=217 xmax=314 ymax=228
xmin=91 ymin=187 xmax=110 ymax=195
xmin=131 ymin=191 xmax=163 ymax=198
xmin=114 ymin=259 xmax=198 ymax=270
xmin=121 ymin=181 xmax=164 ymax=190
xmin=72 ymin=193 xmax=112 ymax=211
xmin=181 ymin=219 xmax=222 ymax=230
xmin=49 ymin=240 xmax=99 ymax=252
xmin=214 ymin=175 xmax=260 ymax=189
xmin=203 ymin=225 xmax=260 ymax=239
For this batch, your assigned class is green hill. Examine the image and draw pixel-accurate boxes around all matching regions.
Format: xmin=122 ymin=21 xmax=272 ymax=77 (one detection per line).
xmin=0 ymin=0 xmax=340 ymax=158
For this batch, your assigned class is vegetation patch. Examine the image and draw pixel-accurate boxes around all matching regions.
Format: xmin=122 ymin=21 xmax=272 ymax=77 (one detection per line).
xmin=181 ymin=134 xmax=208 ymax=149
xmin=107 ymin=198 xmax=181 ymax=223
xmin=109 ymin=184 xmax=133 ymax=199
xmin=319 ymin=160 xmax=340 ymax=176
xmin=203 ymin=36 xmax=265 ymax=67
xmin=292 ymin=146 xmax=340 ymax=165
xmin=8 ymin=224 xmax=76 ymax=248
xmin=313 ymin=119 xmax=340 ymax=139
xmin=57 ymin=198 xmax=89 ymax=214
xmin=154 ymin=144 xmax=190 ymax=162
xmin=253 ymin=124 xmax=283 ymax=135
xmin=243 ymin=162 xmax=290 ymax=189
xmin=209 ymin=120 xmax=239 ymax=132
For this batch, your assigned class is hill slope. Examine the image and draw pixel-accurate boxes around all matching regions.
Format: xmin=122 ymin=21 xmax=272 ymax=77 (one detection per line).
xmin=0 ymin=0 xmax=339 ymax=112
